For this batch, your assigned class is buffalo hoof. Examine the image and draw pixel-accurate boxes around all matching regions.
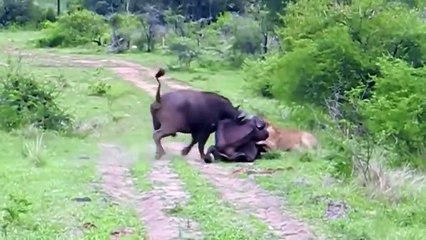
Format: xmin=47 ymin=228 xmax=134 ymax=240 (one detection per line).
xmin=203 ymin=154 xmax=214 ymax=164
xmin=181 ymin=147 xmax=190 ymax=156
xmin=155 ymin=152 xmax=164 ymax=160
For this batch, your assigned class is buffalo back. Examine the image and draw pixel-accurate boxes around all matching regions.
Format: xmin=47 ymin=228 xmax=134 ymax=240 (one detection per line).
xmin=215 ymin=119 xmax=255 ymax=150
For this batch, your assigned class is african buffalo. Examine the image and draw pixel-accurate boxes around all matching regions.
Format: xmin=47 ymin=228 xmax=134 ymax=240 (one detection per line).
xmin=205 ymin=115 xmax=269 ymax=163
xmin=150 ymin=68 xmax=245 ymax=161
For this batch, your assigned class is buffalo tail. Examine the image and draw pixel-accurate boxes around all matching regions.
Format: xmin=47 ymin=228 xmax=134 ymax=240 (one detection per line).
xmin=154 ymin=68 xmax=166 ymax=104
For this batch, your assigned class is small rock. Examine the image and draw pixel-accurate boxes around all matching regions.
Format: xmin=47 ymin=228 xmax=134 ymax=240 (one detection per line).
xmin=292 ymin=177 xmax=310 ymax=187
xmin=110 ymin=227 xmax=133 ymax=240
xmin=310 ymin=195 xmax=328 ymax=204
xmin=322 ymin=174 xmax=337 ymax=187
xmin=82 ymin=222 xmax=96 ymax=229
xmin=324 ymin=200 xmax=348 ymax=220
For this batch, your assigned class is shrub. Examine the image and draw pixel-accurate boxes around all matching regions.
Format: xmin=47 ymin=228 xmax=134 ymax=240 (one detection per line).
xmin=44 ymin=7 xmax=57 ymax=22
xmin=0 ymin=0 xmax=45 ymax=27
xmin=230 ymin=16 xmax=262 ymax=55
xmin=244 ymin=0 xmax=426 ymax=164
xmin=88 ymin=67 xmax=111 ymax=96
xmin=246 ymin=0 xmax=426 ymax=103
xmin=352 ymin=58 xmax=426 ymax=163
xmin=168 ymin=37 xmax=199 ymax=69
xmin=0 ymin=58 xmax=73 ymax=132
xmin=109 ymin=13 xmax=140 ymax=43
xmin=208 ymin=13 xmax=262 ymax=68
xmin=36 ymin=9 xmax=108 ymax=47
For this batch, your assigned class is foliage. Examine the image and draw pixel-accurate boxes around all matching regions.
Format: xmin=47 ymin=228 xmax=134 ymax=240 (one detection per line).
xmin=80 ymin=0 xmax=246 ymax=20
xmin=44 ymin=7 xmax=57 ymax=22
xmin=36 ymin=8 xmax=108 ymax=47
xmin=352 ymin=58 xmax=426 ymax=164
xmin=88 ymin=67 xmax=111 ymax=96
xmin=0 ymin=58 xmax=73 ymax=132
xmin=0 ymin=0 xmax=45 ymax=27
xmin=229 ymin=15 xmax=263 ymax=66
xmin=242 ymin=55 xmax=277 ymax=98
xmin=109 ymin=13 xmax=141 ymax=38
xmin=105 ymin=13 xmax=140 ymax=53
xmin=244 ymin=0 xmax=426 ymax=164
xmin=278 ymin=0 xmax=426 ymax=103
xmin=168 ymin=37 xmax=199 ymax=69
xmin=1 ymin=194 xmax=32 ymax=237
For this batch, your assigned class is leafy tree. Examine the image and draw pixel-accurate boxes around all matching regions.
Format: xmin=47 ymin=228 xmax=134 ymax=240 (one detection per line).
xmin=244 ymin=0 xmax=426 ymax=160
xmin=36 ymin=8 xmax=108 ymax=47
xmin=0 ymin=0 xmax=44 ymax=26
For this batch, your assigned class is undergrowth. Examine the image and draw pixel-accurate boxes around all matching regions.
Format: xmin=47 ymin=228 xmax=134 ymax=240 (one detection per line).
xmin=0 ymin=57 xmax=73 ymax=132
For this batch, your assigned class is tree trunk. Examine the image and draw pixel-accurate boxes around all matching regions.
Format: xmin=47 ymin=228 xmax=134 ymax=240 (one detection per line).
xmin=57 ymin=0 xmax=61 ymax=15
xmin=126 ymin=0 xmax=130 ymax=14
xmin=262 ymin=33 xmax=268 ymax=55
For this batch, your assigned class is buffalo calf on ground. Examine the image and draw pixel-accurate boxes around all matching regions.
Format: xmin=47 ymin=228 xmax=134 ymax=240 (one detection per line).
xmin=205 ymin=115 xmax=269 ymax=163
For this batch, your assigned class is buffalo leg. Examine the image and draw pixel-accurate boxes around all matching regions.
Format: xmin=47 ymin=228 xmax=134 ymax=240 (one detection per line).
xmin=204 ymin=145 xmax=218 ymax=163
xmin=197 ymin=132 xmax=211 ymax=162
xmin=153 ymin=128 xmax=176 ymax=160
xmin=152 ymin=116 xmax=160 ymax=131
xmin=224 ymin=151 xmax=247 ymax=162
xmin=181 ymin=133 xmax=197 ymax=156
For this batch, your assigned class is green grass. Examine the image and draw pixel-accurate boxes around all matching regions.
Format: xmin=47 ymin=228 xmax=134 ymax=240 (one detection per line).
xmin=171 ymin=157 xmax=277 ymax=240
xmin=0 ymin=131 xmax=144 ymax=239
xmin=0 ymin=66 xmax=149 ymax=238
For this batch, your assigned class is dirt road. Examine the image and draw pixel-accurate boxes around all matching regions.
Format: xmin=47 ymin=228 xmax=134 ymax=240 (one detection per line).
xmin=3 ymin=48 xmax=317 ymax=240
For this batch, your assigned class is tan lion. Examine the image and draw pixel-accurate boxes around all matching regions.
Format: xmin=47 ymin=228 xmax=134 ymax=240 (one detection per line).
xmin=258 ymin=120 xmax=318 ymax=152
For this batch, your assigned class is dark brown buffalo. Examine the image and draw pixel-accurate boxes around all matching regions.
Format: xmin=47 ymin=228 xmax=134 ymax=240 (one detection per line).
xmin=150 ymin=68 xmax=245 ymax=161
xmin=204 ymin=115 xmax=269 ymax=163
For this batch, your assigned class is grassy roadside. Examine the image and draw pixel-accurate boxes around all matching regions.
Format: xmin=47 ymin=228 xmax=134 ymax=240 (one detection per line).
xmin=0 ymin=56 xmax=151 ymax=238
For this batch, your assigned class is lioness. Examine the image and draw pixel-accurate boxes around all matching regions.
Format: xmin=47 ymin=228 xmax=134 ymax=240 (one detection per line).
xmin=258 ymin=120 xmax=318 ymax=151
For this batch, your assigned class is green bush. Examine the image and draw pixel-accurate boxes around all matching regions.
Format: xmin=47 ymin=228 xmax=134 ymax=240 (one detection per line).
xmin=36 ymin=9 xmax=108 ymax=47
xmin=168 ymin=37 xmax=199 ymax=69
xmin=209 ymin=13 xmax=263 ymax=67
xmin=244 ymin=0 xmax=426 ymax=164
xmin=0 ymin=0 xmax=45 ymax=27
xmin=0 ymin=59 xmax=73 ymax=132
xmin=352 ymin=57 xmax=426 ymax=163
xmin=246 ymin=0 xmax=426 ymax=102
xmin=230 ymin=16 xmax=262 ymax=55
xmin=44 ymin=7 xmax=57 ymax=22
xmin=109 ymin=13 xmax=141 ymax=40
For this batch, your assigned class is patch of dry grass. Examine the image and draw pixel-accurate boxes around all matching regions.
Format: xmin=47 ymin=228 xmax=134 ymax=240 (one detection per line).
xmin=356 ymin=159 xmax=426 ymax=203
xmin=21 ymin=131 xmax=46 ymax=167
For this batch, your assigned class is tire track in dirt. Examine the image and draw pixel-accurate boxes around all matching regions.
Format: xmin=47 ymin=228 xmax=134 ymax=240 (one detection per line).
xmin=167 ymin=144 xmax=316 ymax=240
xmin=98 ymin=144 xmax=203 ymax=240
xmin=108 ymin=63 xmax=318 ymax=240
